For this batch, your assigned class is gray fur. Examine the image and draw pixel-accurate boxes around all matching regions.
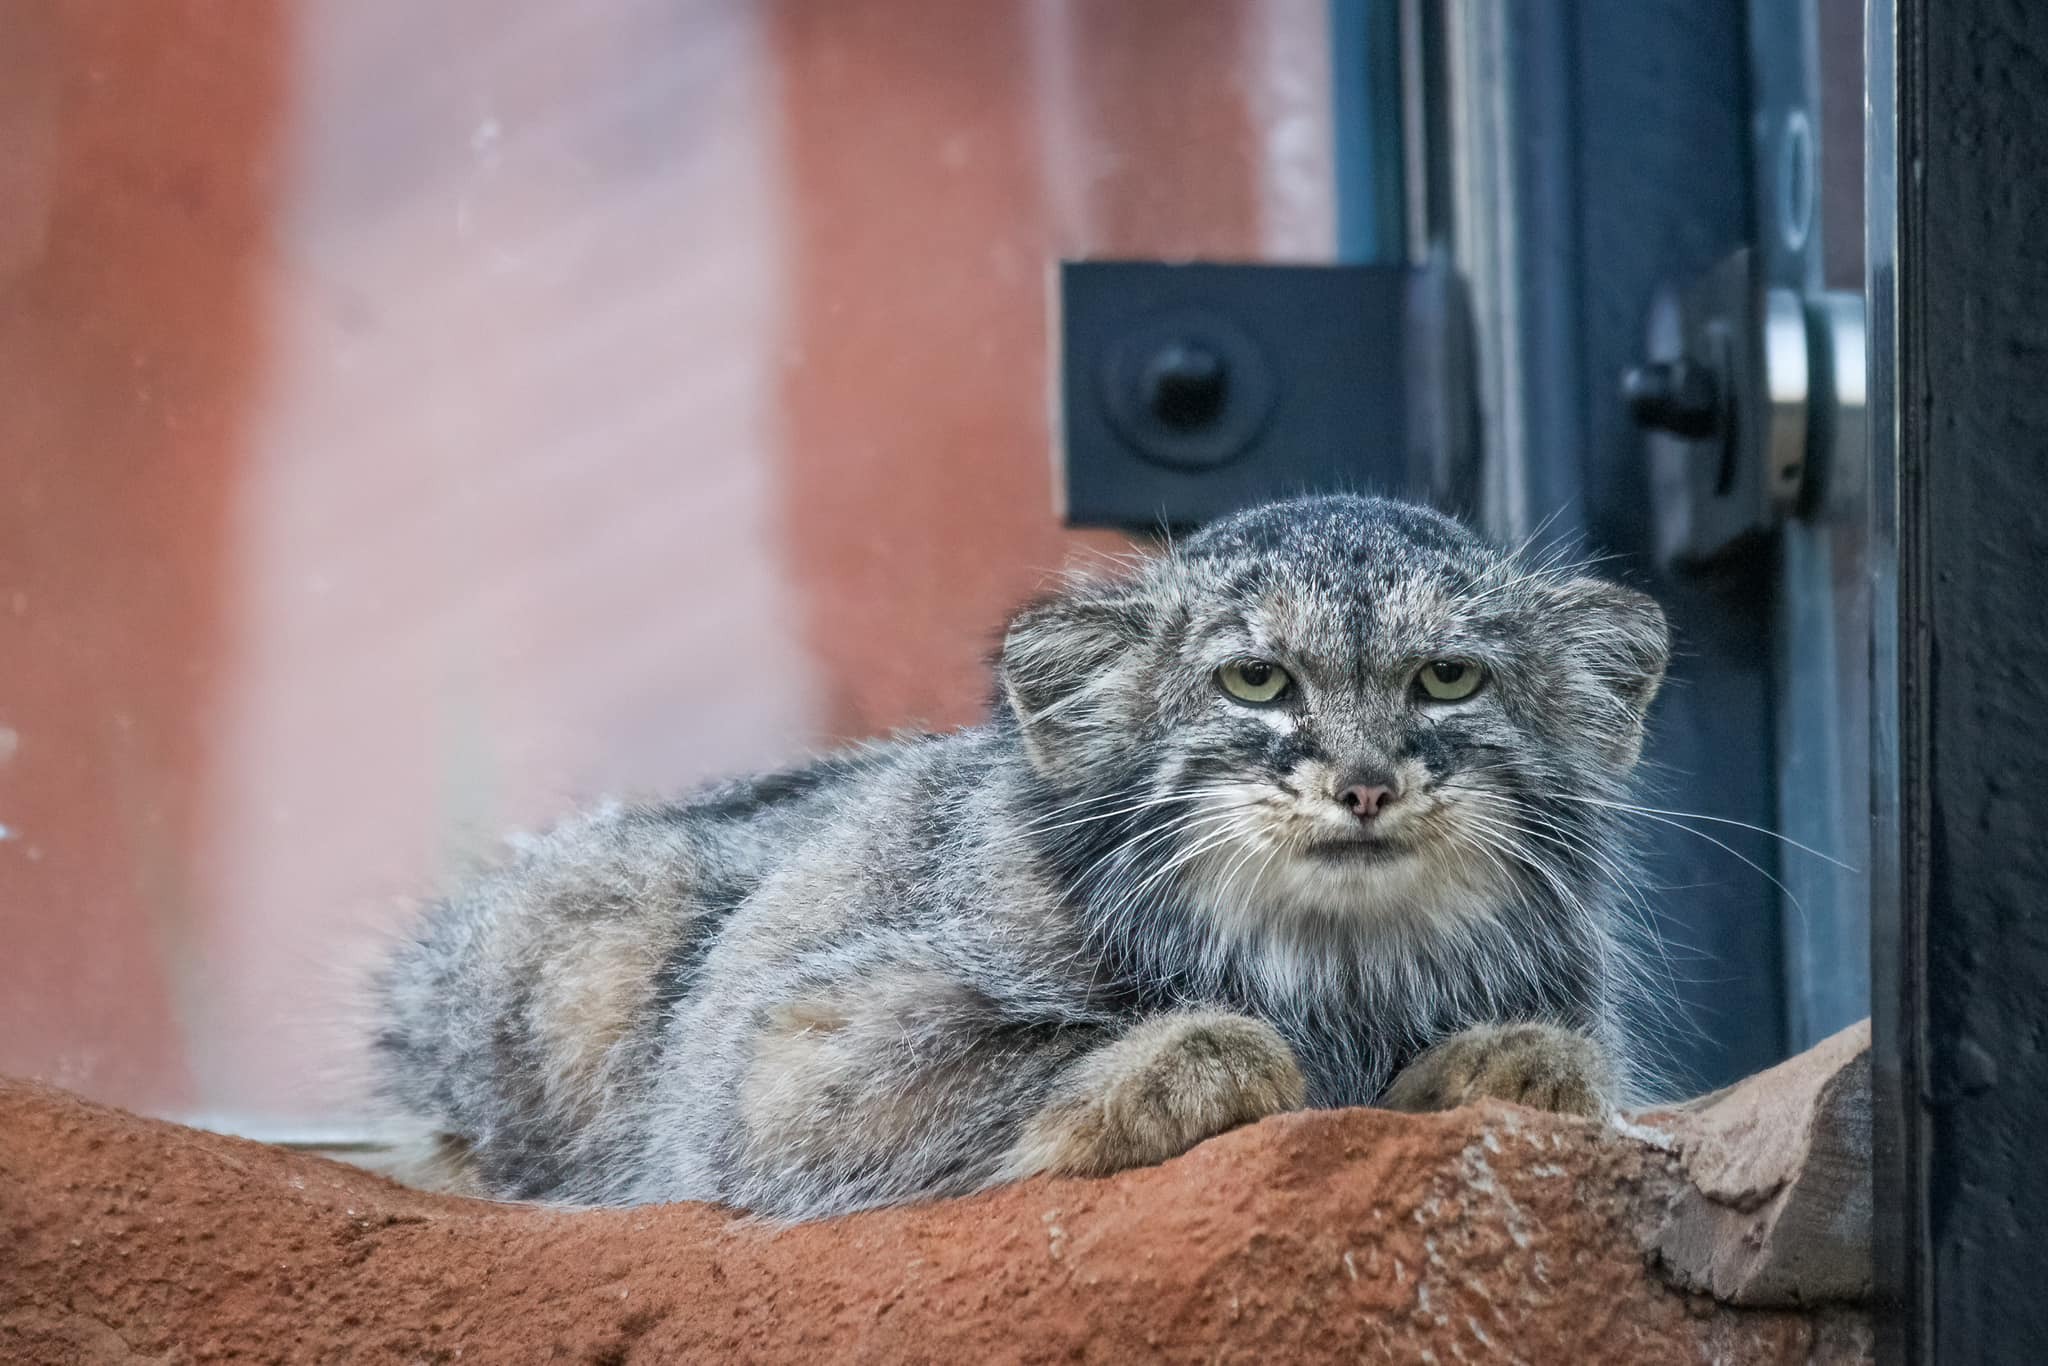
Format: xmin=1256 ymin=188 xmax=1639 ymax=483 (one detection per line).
xmin=371 ymin=495 xmax=1670 ymax=1219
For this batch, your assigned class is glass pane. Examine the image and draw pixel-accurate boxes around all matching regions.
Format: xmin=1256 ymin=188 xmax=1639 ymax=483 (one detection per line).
xmin=1773 ymin=0 xmax=1872 ymax=1051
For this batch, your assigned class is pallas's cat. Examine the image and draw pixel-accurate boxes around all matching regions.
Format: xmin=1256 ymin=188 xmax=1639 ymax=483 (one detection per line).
xmin=373 ymin=495 xmax=1669 ymax=1219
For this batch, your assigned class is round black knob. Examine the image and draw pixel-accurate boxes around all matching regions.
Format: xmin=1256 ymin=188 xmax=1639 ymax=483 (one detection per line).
xmin=1141 ymin=342 xmax=1230 ymax=430
xmin=1622 ymin=359 xmax=1720 ymax=439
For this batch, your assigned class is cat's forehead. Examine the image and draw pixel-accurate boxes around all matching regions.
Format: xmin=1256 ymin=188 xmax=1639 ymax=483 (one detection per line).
xmin=1251 ymin=563 xmax=1465 ymax=642
xmin=1205 ymin=560 xmax=1482 ymax=670
xmin=1175 ymin=495 xmax=1499 ymax=661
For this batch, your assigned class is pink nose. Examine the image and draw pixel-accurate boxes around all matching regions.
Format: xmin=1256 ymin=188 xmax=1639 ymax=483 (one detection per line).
xmin=1339 ymin=784 xmax=1395 ymax=821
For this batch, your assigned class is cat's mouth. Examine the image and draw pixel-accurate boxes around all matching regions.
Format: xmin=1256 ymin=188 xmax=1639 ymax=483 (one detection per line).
xmin=1299 ymin=832 xmax=1416 ymax=864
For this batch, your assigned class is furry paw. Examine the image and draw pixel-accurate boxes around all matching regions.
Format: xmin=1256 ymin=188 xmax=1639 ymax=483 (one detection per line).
xmin=1379 ymin=1022 xmax=1612 ymax=1118
xmin=1009 ymin=1012 xmax=1307 ymax=1178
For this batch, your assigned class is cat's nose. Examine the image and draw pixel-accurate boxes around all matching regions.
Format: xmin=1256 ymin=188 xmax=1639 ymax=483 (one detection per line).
xmin=1336 ymin=775 xmax=1399 ymax=822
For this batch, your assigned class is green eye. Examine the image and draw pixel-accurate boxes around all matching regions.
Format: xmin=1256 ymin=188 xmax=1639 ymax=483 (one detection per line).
xmin=1417 ymin=660 xmax=1484 ymax=702
xmin=1218 ymin=659 xmax=1292 ymax=704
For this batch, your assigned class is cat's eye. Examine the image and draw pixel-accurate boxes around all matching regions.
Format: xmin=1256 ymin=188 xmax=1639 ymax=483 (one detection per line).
xmin=1416 ymin=660 xmax=1484 ymax=702
xmin=1217 ymin=658 xmax=1292 ymax=705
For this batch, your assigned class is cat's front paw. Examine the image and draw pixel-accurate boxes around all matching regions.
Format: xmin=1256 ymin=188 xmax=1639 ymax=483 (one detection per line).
xmin=1380 ymin=1022 xmax=1612 ymax=1118
xmin=1010 ymin=1012 xmax=1307 ymax=1179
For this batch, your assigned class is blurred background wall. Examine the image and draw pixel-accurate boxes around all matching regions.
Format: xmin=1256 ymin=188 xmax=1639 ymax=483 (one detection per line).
xmin=0 ymin=0 xmax=1336 ymax=1125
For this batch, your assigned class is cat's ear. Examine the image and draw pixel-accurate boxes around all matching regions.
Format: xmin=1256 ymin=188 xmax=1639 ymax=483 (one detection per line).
xmin=1540 ymin=577 xmax=1670 ymax=768
xmin=997 ymin=576 xmax=1157 ymax=780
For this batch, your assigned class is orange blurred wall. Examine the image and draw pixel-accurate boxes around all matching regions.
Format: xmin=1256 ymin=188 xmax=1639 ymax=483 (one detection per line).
xmin=0 ymin=2 xmax=288 ymax=1113
xmin=0 ymin=0 xmax=1333 ymax=1123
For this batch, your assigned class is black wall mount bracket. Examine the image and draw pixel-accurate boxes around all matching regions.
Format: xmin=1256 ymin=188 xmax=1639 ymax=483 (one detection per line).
xmin=1054 ymin=260 xmax=1481 ymax=532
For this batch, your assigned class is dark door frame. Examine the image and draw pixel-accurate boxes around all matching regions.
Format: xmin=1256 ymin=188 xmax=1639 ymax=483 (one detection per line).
xmin=1871 ymin=0 xmax=2048 ymax=1357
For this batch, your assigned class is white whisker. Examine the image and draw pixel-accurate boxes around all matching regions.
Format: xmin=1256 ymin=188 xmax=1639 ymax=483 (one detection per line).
xmin=1550 ymin=793 xmax=1855 ymax=872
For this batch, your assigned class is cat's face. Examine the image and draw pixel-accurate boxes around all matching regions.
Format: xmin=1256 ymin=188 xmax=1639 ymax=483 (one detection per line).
xmin=1001 ymin=496 xmax=1669 ymax=933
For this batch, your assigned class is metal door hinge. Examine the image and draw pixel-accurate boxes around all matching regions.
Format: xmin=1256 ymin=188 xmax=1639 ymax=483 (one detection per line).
xmin=1623 ymin=247 xmax=1866 ymax=571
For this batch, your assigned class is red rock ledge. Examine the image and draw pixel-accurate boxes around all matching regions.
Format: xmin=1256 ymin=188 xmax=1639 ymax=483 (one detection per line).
xmin=1 ymin=1051 xmax=1871 ymax=1364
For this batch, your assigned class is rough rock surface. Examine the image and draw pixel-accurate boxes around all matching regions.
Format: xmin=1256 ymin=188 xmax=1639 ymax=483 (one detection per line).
xmin=0 ymin=1079 xmax=1868 ymax=1364
xmin=1634 ymin=1021 xmax=1873 ymax=1306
